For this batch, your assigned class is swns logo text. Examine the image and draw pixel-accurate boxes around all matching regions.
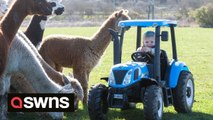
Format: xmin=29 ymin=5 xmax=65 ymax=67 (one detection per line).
xmin=8 ymin=93 xmax=74 ymax=112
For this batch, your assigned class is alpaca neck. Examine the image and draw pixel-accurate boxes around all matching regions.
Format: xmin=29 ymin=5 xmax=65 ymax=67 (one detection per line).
xmin=91 ymin=17 xmax=116 ymax=56
xmin=0 ymin=0 xmax=27 ymax=42
xmin=28 ymin=73 xmax=61 ymax=93
xmin=18 ymin=31 xmax=64 ymax=85
xmin=25 ymin=15 xmax=48 ymax=47
xmin=41 ymin=60 xmax=65 ymax=85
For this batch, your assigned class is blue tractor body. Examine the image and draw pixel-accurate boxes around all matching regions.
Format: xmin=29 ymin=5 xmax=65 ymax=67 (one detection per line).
xmin=169 ymin=60 xmax=189 ymax=88
xmin=108 ymin=62 xmax=149 ymax=88
xmin=108 ymin=60 xmax=190 ymax=89
xmin=107 ymin=60 xmax=190 ymax=108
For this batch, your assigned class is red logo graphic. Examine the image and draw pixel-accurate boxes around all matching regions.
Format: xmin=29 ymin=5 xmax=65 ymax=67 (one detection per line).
xmin=11 ymin=97 xmax=22 ymax=109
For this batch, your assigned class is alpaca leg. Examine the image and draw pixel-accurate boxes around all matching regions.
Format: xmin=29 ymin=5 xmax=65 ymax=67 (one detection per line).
xmin=0 ymin=75 xmax=11 ymax=120
xmin=0 ymin=94 xmax=8 ymax=120
xmin=73 ymin=69 xmax=89 ymax=104
xmin=0 ymin=39 xmax=9 ymax=76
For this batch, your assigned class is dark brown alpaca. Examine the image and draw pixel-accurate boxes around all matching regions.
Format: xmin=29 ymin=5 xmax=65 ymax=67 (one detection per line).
xmin=0 ymin=0 xmax=63 ymax=119
xmin=39 ymin=10 xmax=131 ymax=103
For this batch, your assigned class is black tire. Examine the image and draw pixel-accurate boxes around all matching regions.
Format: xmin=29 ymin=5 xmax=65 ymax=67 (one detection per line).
xmin=88 ymin=84 xmax=108 ymax=120
xmin=173 ymin=71 xmax=194 ymax=113
xmin=144 ymin=85 xmax=163 ymax=120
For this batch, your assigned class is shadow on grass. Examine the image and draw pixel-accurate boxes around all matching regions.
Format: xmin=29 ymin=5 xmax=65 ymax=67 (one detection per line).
xmin=8 ymin=106 xmax=213 ymax=120
xmin=163 ymin=111 xmax=213 ymax=120
xmin=8 ymin=112 xmax=52 ymax=120
xmin=67 ymin=106 xmax=213 ymax=120
xmin=107 ymin=108 xmax=213 ymax=120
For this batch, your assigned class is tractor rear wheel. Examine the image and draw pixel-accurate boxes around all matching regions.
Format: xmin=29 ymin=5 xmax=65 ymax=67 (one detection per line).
xmin=143 ymin=85 xmax=163 ymax=120
xmin=173 ymin=71 xmax=194 ymax=113
xmin=88 ymin=84 xmax=108 ymax=120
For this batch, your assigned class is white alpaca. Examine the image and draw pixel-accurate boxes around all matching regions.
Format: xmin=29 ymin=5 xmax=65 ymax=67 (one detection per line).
xmin=10 ymin=31 xmax=84 ymax=103
xmin=1 ymin=30 xmax=73 ymax=120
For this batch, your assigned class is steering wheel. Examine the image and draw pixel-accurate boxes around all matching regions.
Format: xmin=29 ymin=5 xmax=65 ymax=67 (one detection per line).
xmin=131 ymin=52 xmax=153 ymax=63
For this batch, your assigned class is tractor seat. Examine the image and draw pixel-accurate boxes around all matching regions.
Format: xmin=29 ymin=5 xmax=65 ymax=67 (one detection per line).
xmin=144 ymin=50 xmax=169 ymax=80
xmin=160 ymin=50 xmax=169 ymax=80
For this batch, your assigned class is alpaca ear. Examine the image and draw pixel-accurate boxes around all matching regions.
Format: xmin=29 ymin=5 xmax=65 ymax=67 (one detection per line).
xmin=59 ymin=83 xmax=74 ymax=93
xmin=124 ymin=10 xmax=129 ymax=14
xmin=115 ymin=9 xmax=124 ymax=17
xmin=63 ymin=75 xmax=71 ymax=85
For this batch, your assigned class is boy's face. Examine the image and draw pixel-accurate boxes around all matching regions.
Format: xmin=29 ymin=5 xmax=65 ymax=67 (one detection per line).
xmin=144 ymin=37 xmax=155 ymax=47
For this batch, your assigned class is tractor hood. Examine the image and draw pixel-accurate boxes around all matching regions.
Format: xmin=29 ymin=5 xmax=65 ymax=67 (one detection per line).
xmin=108 ymin=62 xmax=149 ymax=88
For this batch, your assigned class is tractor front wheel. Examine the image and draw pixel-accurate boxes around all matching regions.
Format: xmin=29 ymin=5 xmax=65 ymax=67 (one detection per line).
xmin=143 ymin=85 xmax=163 ymax=120
xmin=88 ymin=84 xmax=108 ymax=120
xmin=173 ymin=71 xmax=194 ymax=113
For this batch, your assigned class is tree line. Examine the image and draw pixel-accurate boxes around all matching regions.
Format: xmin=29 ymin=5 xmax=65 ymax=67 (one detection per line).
xmin=60 ymin=0 xmax=213 ymax=27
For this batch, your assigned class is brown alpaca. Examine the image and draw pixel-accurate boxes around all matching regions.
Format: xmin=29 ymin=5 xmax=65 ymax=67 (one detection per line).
xmin=39 ymin=10 xmax=131 ymax=103
xmin=0 ymin=0 xmax=54 ymax=76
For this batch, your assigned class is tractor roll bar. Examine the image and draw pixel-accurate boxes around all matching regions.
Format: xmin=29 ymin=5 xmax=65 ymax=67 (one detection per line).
xmin=170 ymin=25 xmax=178 ymax=60
xmin=109 ymin=28 xmax=121 ymax=65
xmin=136 ymin=26 xmax=142 ymax=50
xmin=153 ymin=26 xmax=161 ymax=81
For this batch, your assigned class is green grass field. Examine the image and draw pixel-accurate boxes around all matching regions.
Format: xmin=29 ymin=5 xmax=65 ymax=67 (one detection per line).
xmin=9 ymin=27 xmax=213 ymax=120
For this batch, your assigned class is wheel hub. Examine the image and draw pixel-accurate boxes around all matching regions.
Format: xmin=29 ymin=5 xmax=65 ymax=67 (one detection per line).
xmin=186 ymin=87 xmax=191 ymax=97
xmin=157 ymin=94 xmax=163 ymax=118
xmin=186 ymin=79 xmax=194 ymax=107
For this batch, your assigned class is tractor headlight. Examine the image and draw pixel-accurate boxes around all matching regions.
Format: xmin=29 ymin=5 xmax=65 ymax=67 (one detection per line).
xmin=108 ymin=71 xmax=115 ymax=85
xmin=123 ymin=69 xmax=132 ymax=85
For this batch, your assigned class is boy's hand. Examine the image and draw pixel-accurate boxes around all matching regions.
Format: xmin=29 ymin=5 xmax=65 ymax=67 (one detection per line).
xmin=141 ymin=47 xmax=151 ymax=52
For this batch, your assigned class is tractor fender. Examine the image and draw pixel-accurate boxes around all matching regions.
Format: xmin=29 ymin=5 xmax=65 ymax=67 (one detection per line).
xmin=169 ymin=60 xmax=189 ymax=88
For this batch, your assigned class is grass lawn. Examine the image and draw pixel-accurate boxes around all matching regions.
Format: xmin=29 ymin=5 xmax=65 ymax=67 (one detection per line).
xmin=9 ymin=27 xmax=213 ymax=120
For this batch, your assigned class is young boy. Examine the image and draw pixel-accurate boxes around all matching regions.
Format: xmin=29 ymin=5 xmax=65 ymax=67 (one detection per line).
xmin=137 ymin=31 xmax=155 ymax=55
xmin=137 ymin=31 xmax=169 ymax=79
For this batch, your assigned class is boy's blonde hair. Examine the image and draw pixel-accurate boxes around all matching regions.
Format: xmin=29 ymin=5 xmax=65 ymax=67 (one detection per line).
xmin=144 ymin=31 xmax=155 ymax=38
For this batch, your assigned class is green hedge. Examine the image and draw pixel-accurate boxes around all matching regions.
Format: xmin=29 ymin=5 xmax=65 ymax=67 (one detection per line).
xmin=194 ymin=3 xmax=213 ymax=27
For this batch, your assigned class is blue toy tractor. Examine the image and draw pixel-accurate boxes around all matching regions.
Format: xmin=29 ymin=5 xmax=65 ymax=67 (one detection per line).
xmin=87 ymin=19 xmax=194 ymax=120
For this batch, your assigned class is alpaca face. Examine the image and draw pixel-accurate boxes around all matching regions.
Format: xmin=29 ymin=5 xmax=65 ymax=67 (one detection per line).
xmin=63 ymin=74 xmax=84 ymax=109
xmin=71 ymin=79 xmax=84 ymax=110
xmin=28 ymin=0 xmax=63 ymax=16
xmin=0 ymin=0 xmax=8 ymax=16
xmin=50 ymin=0 xmax=64 ymax=15
xmin=27 ymin=0 xmax=51 ymax=16
xmin=114 ymin=10 xmax=131 ymax=32
xmin=63 ymin=74 xmax=84 ymax=101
